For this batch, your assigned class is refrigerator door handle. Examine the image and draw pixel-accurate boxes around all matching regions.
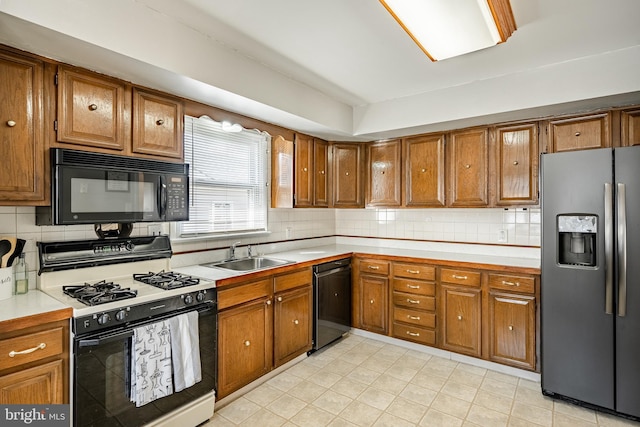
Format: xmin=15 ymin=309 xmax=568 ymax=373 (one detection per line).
xmin=604 ymin=183 xmax=614 ymax=314
xmin=617 ymin=182 xmax=627 ymax=317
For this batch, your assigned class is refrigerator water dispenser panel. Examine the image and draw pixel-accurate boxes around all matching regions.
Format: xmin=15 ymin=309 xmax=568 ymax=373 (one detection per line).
xmin=557 ymin=215 xmax=597 ymax=267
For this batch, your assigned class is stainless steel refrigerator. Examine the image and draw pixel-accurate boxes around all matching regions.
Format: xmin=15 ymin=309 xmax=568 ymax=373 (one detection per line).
xmin=541 ymin=146 xmax=640 ymax=419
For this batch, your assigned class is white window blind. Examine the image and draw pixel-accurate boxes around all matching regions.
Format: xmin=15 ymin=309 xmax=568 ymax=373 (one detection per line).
xmin=176 ymin=115 xmax=269 ymax=238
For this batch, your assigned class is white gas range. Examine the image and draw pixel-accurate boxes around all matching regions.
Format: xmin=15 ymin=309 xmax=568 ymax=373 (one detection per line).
xmin=37 ymin=236 xmax=218 ymax=427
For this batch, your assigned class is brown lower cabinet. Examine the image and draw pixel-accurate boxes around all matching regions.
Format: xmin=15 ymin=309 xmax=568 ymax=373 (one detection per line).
xmin=0 ymin=318 xmax=69 ymax=404
xmin=354 ymin=258 xmax=389 ymax=335
xmin=216 ymin=268 xmax=312 ymax=398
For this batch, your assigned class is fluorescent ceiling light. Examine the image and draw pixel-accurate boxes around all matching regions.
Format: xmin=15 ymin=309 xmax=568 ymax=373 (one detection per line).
xmin=380 ymin=0 xmax=516 ymax=61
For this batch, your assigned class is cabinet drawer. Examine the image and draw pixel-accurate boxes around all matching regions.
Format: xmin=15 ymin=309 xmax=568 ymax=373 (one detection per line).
xmin=392 ymin=291 xmax=436 ymax=311
xmin=392 ymin=263 xmax=435 ymax=281
xmin=0 ymin=327 xmax=63 ymax=370
xmin=393 ymin=307 xmax=436 ymax=329
xmin=218 ymin=279 xmax=271 ymax=310
xmin=441 ymin=269 xmax=481 ymax=287
xmin=359 ymin=260 xmax=389 ymax=275
xmin=392 ymin=323 xmax=436 ymax=346
xmin=392 ymin=279 xmax=435 ymax=296
xmin=274 ymin=268 xmax=311 ymax=293
xmin=488 ymin=274 xmax=535 ymax=294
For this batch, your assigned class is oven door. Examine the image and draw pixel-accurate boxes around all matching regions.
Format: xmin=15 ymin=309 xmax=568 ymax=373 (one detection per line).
xmin=73 ymin=305 xmax=216 ymax=427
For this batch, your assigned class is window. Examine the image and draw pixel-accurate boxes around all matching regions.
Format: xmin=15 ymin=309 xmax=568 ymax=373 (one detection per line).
xmin=175 ymin=115 xmax=269 ymax=238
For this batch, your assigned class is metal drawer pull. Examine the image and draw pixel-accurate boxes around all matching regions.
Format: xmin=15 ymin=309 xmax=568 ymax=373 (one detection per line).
xmin=575 ymin=132 xmax=581 ymax=137
xmin=368 ymin=265 xmax=380 ymax=270
xmin=508 ymin=325 xmax=514 ymax=331
xmin=9 ymin=342 xmax=46 ymax=357
xmin=7 ymin=120 xmax=16 ymax=127
xmin=244 ymin=340 xmax=251 ymax=347
xmin=407 ymin=299 xmax=420 ymax=304
xmin=293 ymin=319 xmax=299 ymax=325
xmin=406 ymin=331 xmax=420 ymax=337
xmin=89 ymin=103 xmax=98 ymax=111
xmin=457 ymin=315 xmax=463 ymax=320
xmin=408 ymin=315 xmax=421 ymax=320
xmin=406 ymin=284 xmax=420 ymax=289
xmin=406 ymin=269 xmax=420 ymax=274
xmin=501 ymin=280 xmax=520 ymax=287
xmin=452 ymin=274 xmax=468 ymax=280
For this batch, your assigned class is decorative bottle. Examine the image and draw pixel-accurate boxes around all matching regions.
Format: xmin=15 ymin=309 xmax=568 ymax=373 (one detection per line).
xmin=13 ymin=253 xmax=28 ymax=295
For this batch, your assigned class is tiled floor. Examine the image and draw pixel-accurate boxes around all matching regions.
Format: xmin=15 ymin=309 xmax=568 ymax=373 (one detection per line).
xmin=205 ymin=335 xmax=640 ymax=427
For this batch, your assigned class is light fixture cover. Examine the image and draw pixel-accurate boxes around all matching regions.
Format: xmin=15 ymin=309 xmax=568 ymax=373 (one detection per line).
xmin=380 ymin=0 xmax=516 ymax=61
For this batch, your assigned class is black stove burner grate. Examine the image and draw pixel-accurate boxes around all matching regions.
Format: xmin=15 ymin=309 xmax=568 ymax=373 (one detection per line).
xmin=63 ymin=280 xmax=137 ymax=306
xmin=133 ymin=270 xmax=200 ymax=290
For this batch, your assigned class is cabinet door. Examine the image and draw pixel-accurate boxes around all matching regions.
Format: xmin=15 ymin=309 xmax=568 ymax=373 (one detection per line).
xmin=294 ymin=134 xmax=313 ymax=207
xmin=548 ymin=113 xmax=610 ymax=152
xmin=447 ymin=128 xmax=489 ymax=207
xmin=0 ymin=50 xmax=45 ymax=204
xmin=132 ymin=88 xmax=183 ymax=159
xmin=57 ymin=66 xmax=127 ymax=151
xmin=0 ymin=360 xmax=63 ymax=404
xmin=217 ymin=298 xmax=273 ymax=398
xmin=621 ymin=109 xmax=640 ymax=147
xmin=403 ymin=134 xmax=445 ymax=207
xmin=489 ymin=292 xmax=536 ymax=370
xmin=271 ymin=135 xmax=294 ymax=208
xmin=367 ymin=139 xmax=401 ymax=207
xmin=494 ymin=123 xmax=539 ymax=206
xmin=313 ymin=138 xmax=329 ymax=207
xmin=441 ymin=285 xmax=481 ymax=357
xmin=274 ymin=286 xmax=312 ymax=366
xmin=359 ymin=274 xmax=388 ymax=334
xmin=332 ymin=143 xmax=364 ymax=208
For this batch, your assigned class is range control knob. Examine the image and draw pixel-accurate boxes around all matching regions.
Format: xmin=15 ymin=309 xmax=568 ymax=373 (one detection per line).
xmin=115 ymin=310 xmax=127 ymax=322
xmin=184 ymin=294 xmax=194 ymax=305
xmin=97 ymin=313 xmax=111 ymax=325
xmin=196 ymin=291 xmax=205 ymax=302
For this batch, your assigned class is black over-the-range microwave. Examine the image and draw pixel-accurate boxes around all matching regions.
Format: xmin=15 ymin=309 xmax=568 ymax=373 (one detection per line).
xmin=36 ymin=148 xmax=189 ymax=225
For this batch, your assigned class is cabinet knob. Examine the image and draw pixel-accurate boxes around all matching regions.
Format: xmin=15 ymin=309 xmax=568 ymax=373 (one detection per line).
xmin=6 ymin=120 xmax=16 ymax=127
xmin=244 ymin=340 xmax=251 ymax=347
xmin=508 ymin=325 xmax=514 ymax=331
xmin=457 ymin=315 xmax=463 ymax=320
xmin=345 ymin=172 xmax=350 ymax=176
xmin=464 ymin=164 xmax=471 ymax=169
xmin=266 ymin=299 xmax=272 ymax=305
xmin=156 ymin=119 xmax=164 ymax=126
xmin=303 ymin=167 xmax=308 ymax=172
xmin=334 ymin=292 xmax=339 ymax=297
xmin=421 ymin=168 xmax=426 ymax=173
xmin=370 ymin=299 xmax=375 ymax=304
xmin=277 ymin=296 xmax=283 ymax=302
xmin=575 ymin=132 xmax=581 ymax=137
xmin=381 ymin=170 xmax=385 ymax=174
xmin=319 ymin=170 xmax=325 ymax=174
xmin=89 ymin=104 xmax=98 ymax=111
xmin=293 ymin=319 xmax=299 ymax=325
xmin=513 ymin=161 xmax=519 ymax=166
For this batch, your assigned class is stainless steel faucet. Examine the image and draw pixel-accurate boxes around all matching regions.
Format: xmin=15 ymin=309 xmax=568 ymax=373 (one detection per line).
xmin=229 ymin=241 xmax=241 ymax=260
xmin=247 ymin=245 xmax=253 ymax=257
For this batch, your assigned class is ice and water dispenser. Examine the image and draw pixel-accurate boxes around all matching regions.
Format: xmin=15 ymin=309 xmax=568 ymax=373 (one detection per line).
xmin=557 ymin=215 xmax=597 ymax=267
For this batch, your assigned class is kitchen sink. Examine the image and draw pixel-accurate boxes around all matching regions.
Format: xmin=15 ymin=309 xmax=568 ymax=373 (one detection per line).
xmin=203 ymin=257 xmax=293 ymax=272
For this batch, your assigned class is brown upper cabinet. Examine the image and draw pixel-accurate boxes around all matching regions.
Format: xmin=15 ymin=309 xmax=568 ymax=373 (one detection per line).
xmin=132 ymin=88 xmax=183 ymax=159
xmin=621 ymin=108 xmax=640 ymax=146
xmin=447 ymin=128 xmax=489 ymax=207
xmin=493 ymin=122 xmax=539 ymax=206
xmin=56 ymin=66 xmax=183 ymax=160
xmin=0 ymin=48 xmax=46 ymax=205
xmin=331 ymin=143 xmax=364 ymax=208
xmin=271 ymin=135 xmax=294 ymax=208
xmin=546 ymin=112 xmax=611 ymax=152
xmin=294 ymin=134 xmax=328 ymax=207
xmin=403 ymin=134 xmax=446 ymax=207
xmin=366 ymin=139 xmax=402 ymax=207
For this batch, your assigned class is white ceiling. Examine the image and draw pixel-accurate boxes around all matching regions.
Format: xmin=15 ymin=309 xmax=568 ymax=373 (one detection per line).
xmin=1 ymin=0 xmax=639 ymax=141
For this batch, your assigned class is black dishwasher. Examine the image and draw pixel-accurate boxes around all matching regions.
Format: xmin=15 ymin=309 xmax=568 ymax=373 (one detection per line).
xmin=311 ymin=258 xmax=352 ymax=352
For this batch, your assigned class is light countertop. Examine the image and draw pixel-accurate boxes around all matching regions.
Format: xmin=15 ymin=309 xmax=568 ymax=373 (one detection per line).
xmin=0 ymin=290 xmax=72 ymax=326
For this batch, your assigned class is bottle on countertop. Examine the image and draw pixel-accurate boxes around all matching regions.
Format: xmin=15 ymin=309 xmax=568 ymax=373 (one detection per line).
xmin=13 ymin=253 xmax=28 ymax=295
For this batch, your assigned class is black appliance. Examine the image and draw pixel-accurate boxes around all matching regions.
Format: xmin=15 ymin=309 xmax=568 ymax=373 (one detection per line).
xmin=36 ymin=148 xmax=189 ymax=225
xmin=63 ymin=280 xmax=138 ymax=306
xmin=311 ymin=258 xmax=352 ymax=352
xmin=541 ymin=146 xmax=640 ymax=419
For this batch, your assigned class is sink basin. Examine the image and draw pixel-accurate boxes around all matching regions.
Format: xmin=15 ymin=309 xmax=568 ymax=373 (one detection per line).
xmin=203 ymin=257 xmax=293 ymax=272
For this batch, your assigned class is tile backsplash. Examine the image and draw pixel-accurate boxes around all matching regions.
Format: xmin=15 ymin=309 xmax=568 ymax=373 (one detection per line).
xmin=0 ymin=205 xmax=540 ymax=289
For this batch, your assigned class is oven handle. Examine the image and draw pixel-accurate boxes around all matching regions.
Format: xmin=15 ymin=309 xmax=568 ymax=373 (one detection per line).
xmin=78 ymin=330 xmax=134 ymax=348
